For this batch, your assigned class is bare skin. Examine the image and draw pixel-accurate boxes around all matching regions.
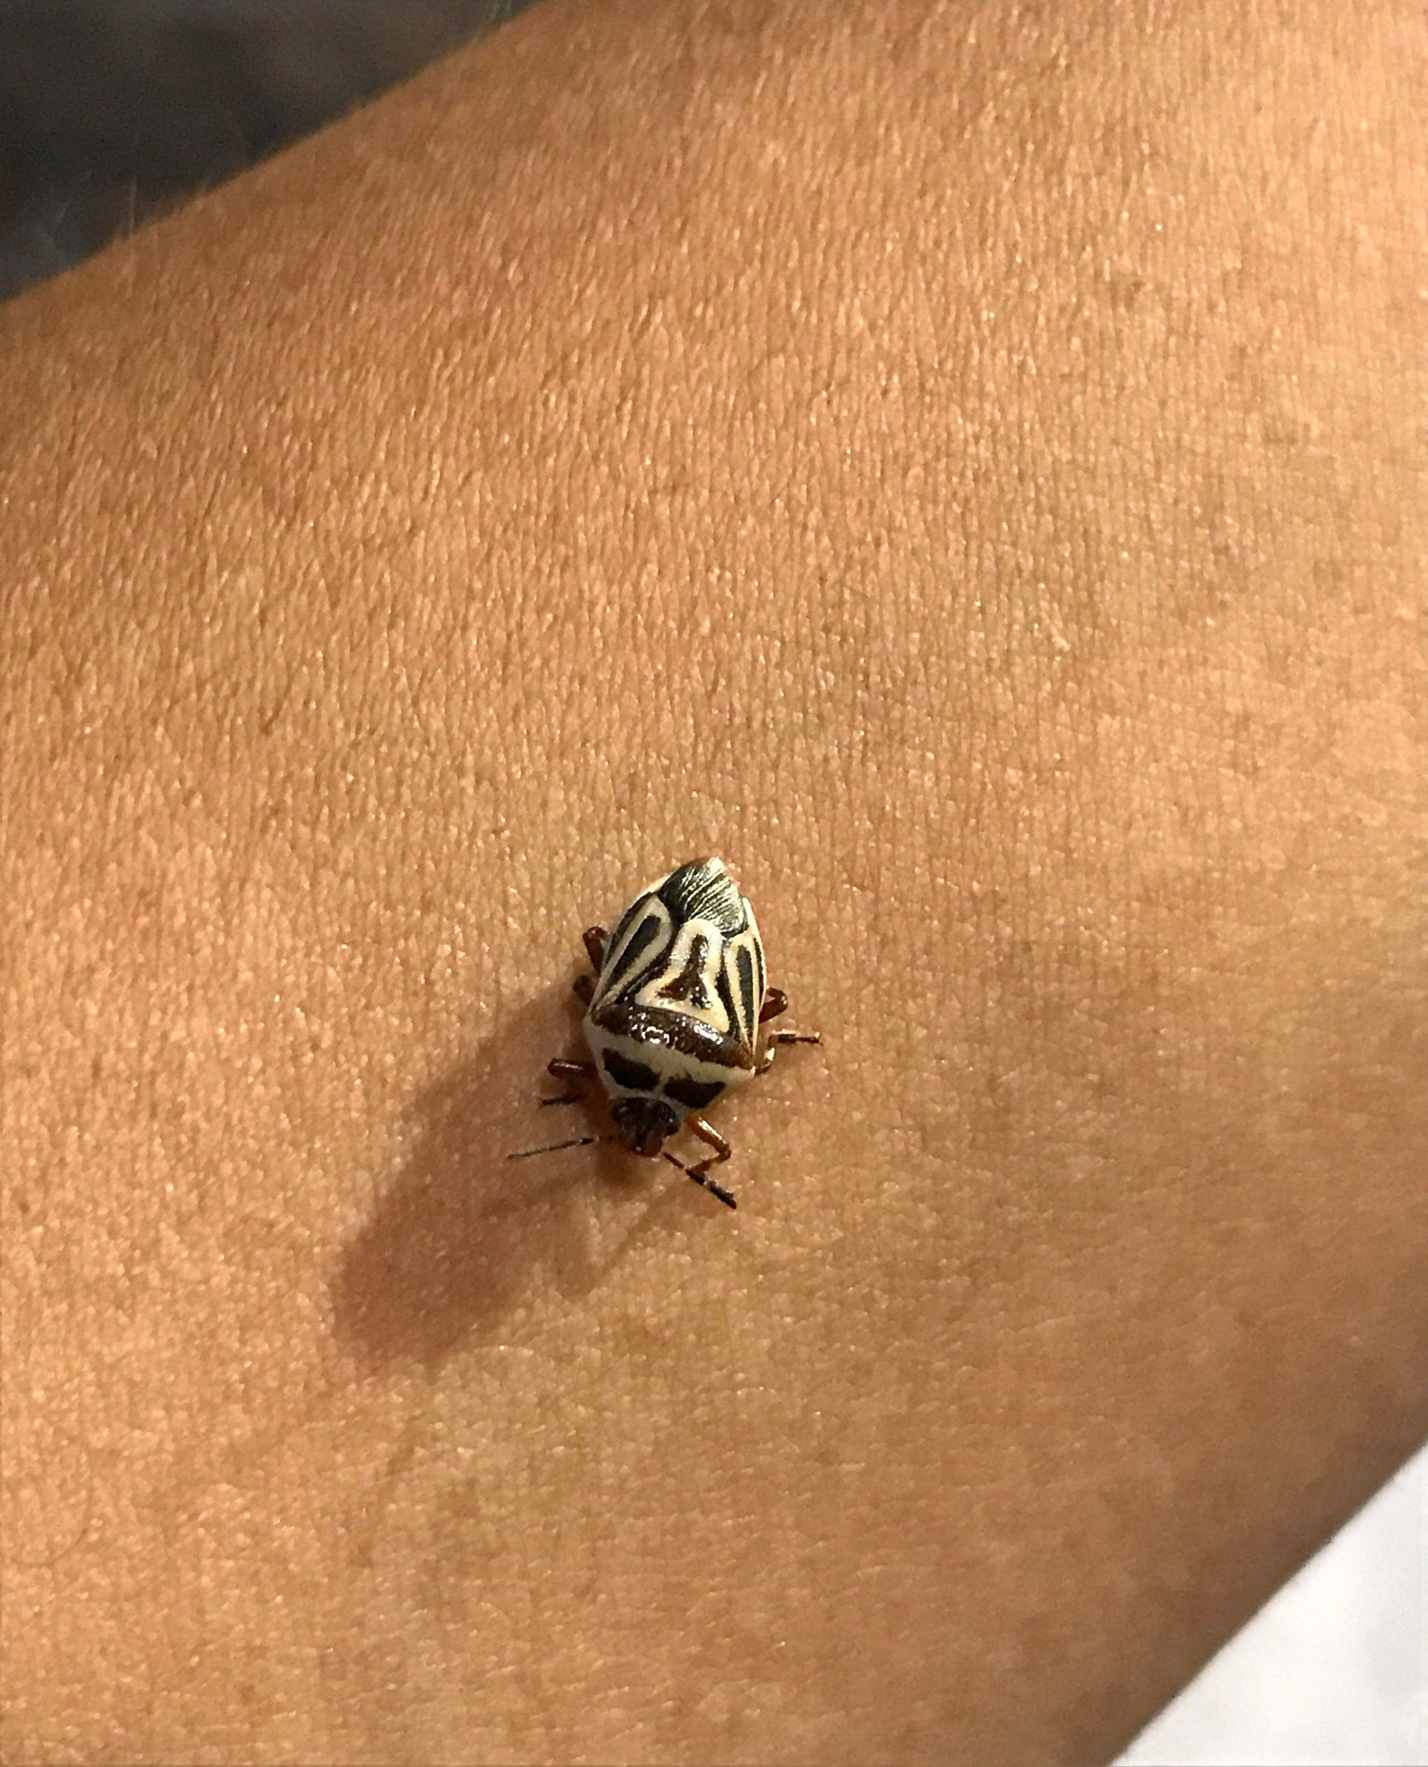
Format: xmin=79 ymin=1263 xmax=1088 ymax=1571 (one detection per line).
xmin=3 ymin=0 xmax=1425 ymax=1762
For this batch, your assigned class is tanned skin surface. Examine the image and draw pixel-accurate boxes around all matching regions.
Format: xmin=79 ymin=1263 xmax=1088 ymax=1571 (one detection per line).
xmin=3 ymin=1 xmax=1425 ymax=1761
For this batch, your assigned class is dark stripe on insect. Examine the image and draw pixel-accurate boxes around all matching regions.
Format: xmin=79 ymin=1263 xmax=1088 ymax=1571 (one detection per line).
xmin=603 ymin=909 xmax=666 ymax=996
xmin=656 ymin=934 xmax=712 ymax=1007
xmin=603 ymin=1050 xmax=661 ymax=1092
xmin=594 ymin=1001 xmax=755 ymax=1070
xmin=734 ymin=945 xmax=756 ymax=1039
xmin=665 ymin=1075 xmax=725 ymax=1111
xmin=604 ymin=894 xmax=646 ymax=958
xmin=715 ymin=959 xmax=740 ymax=1040
xmin=659 ymin=862 xmax=746 ymax=936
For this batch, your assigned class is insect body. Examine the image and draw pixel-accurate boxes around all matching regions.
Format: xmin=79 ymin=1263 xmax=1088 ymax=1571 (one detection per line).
xmin=510 ymin=857 xmax=821 ymax=1209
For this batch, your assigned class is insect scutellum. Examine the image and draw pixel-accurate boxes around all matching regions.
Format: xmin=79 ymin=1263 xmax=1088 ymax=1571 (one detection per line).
xmin=508 ymin=856 xmax=821 ymax=1209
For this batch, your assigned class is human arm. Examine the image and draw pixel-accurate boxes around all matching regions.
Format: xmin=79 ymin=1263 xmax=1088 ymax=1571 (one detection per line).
xmin=4 ymin=1 xmax=1426 ymax=1760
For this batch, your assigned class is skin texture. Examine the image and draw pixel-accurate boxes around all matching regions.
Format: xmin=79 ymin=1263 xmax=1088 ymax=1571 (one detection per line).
xmin=3 ymin=0 xmax=1425 ymax=1761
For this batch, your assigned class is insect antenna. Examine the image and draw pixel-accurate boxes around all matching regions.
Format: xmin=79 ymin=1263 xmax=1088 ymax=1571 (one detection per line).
xmin=506 ymin=1135 xmax=737 ymax=1211
xmin=661 ymin=1148 xmax=737 ymax=1210
xmin=507 ymin=1134 xmax=614 ymax=1162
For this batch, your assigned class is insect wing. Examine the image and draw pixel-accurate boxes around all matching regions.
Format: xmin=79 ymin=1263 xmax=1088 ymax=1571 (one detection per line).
xmin=655 ymin=857 xmax=748 ymax=937
xmin=590 ymin=859 xmax=766 ymax=1066
xmin=592 ymin=859 xmax=732 ymax=1009
xmin=718 ymin=917 xmax=764 ymax=1061
xmin=591 ymin=887 xmax=677 ymax=1011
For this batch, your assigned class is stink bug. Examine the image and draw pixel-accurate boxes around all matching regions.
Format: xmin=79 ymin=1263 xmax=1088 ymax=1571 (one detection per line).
xmin=509 ymin=857 xmax=821 ymax=1209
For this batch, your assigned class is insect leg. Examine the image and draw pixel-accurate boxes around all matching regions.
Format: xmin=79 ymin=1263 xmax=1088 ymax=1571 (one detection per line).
xmin=687 ymin=1115 xmax=733 ymax=1174
xmin=758 ymin=1013 xmax=821 ymax=1071
xmin=582 ymin=925 xmax=609 ymax=975
xmin=759 ymin=987 xmax=790 ymax=1023
xmin=671 ymin=1117 xmax=738 ymax=1208
xmin=761 ymin=987 xmax=820 ymax=1046
xmin=540 ymin=1057 xmax=598 ymax=1108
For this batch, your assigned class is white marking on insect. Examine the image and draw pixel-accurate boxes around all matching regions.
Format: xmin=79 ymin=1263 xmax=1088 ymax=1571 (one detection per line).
xmin=508 ymin=857 xmax=822 ymax=1209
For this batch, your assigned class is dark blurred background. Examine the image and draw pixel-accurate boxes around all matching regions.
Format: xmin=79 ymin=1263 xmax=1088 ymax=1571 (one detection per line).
xmin=0 ymin=0 xmax=524 ymax=300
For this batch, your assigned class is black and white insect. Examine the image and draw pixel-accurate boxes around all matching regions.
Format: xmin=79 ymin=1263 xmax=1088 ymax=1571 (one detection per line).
xmin=509 ymin=857 xmax=821 ymax=1209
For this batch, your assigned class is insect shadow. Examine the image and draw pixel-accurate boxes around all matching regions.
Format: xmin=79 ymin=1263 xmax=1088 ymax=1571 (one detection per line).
xmin=330 ymin=980 xmax=706 ymax=1372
